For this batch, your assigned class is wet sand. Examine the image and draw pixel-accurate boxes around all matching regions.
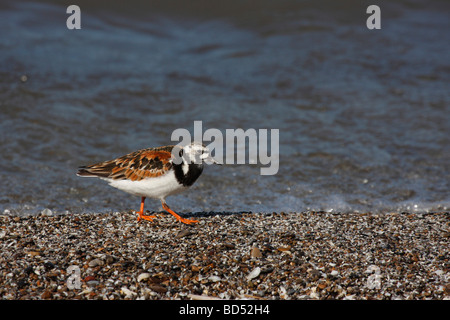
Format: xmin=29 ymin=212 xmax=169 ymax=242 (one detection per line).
xmin=0 ymin=211 xmax=448 ymax=300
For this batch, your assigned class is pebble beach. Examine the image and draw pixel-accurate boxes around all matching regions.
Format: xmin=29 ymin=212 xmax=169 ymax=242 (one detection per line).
xmin=0 ymin=211 xmax=449 ymax=300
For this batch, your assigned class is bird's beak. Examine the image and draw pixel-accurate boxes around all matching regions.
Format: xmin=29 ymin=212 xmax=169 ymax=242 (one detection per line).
xmin=202 ymin=154 xmax=222 ymax=165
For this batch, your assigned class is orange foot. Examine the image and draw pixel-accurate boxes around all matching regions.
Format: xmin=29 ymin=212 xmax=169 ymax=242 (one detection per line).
xmin=162 ymin=201 xmax=198 ymax=225
xmin=136 ymin=197 xmax=156 ymax=222
xmin=136 ymin=211 xmax=157 ymax=222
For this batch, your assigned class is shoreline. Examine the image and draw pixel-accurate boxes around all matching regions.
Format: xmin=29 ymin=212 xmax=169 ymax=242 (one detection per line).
xmin=1 ymin=211 xmax=449 ymax=300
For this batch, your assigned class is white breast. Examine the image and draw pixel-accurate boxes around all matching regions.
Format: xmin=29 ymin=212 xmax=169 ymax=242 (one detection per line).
xmin=103 ymin=170 xmax=186 ymax=200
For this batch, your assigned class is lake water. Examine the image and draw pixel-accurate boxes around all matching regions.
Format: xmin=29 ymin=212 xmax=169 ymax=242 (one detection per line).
xmin=0 ymin=0 xmax=449 ymax=215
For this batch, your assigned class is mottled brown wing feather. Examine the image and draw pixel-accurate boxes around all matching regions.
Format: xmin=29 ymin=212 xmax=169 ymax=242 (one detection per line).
xmin=77 ymin=145 xmax=176 ymax=181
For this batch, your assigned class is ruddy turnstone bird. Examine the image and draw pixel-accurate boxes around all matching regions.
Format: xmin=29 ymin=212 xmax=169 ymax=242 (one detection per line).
xmin=77 ymin=142 xmax=220 ymax=224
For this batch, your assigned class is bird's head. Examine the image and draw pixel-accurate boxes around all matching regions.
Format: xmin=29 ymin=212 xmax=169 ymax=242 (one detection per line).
xmin=181 ymin=142 xmax=221 ymax=165
xmin=172 ymin=142 xmax=220 ymax=166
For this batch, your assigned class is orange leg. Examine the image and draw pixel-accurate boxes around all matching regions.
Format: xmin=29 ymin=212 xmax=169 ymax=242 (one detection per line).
xmin=161 ymin=201 xmax=198 ymax=225
xmin=136 ymin=197 xmax=156 ymax=222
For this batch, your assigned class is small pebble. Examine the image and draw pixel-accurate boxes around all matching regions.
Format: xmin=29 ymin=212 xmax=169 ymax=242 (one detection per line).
xmin=176 ymin=229 xmax=192 ymax=238
xmin=105 ymin=255 xmax=117 ymax=265
xmin=149 ymin=284 xmax=168 ymax=293
xmin=41 ymin=290 xmax=53 ymax=299
xmin=120 ymin=287 xmax=137 ymax=299
xmin=137 ymin=273 xmax=151 ymax=282
xmin=208 ymin=275 xmax=221 ymax=282
xmin=88 ymin=258 xmax=104 ymax=267
xmin=247 ymin=267 xmax=261 ymax=280
xmin=86 ymin=280 xmax=100 ymax=287
xmin=251 ymin=246 xmax=263 ymax=258
xmin=43 ymin=261 xmax=55 ymax=270
xmin=41 ymin=208 xmax=53 ymax=216
xmin=222 ymin=243 xmax=235 ymax=250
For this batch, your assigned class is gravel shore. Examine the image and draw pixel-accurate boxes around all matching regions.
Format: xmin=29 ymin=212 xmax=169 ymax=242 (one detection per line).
xmin=0 ymin=211 xmax=449 ymax=300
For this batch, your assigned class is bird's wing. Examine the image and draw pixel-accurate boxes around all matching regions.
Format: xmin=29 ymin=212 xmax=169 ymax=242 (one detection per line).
xmin=77 ymin=145 xmax=176 ymax=181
